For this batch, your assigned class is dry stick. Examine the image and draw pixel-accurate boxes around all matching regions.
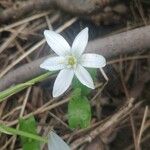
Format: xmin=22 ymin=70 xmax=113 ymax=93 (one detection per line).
xmin=0 ymin=39 xmax=46 ymax=78
xmin=1 ymin=136 xmax=14 ymax=150
xmin=19 ymin=87 xmax=32 ymax=117
xmin=70 ymin=98 xmax=141 ymax=149
xmin=0 ymin=101 xmax=7 ymax=118
xmin=15 ymin=40 xmax=32 ymax=62
xmin=0 ymin=17 xmax=77 ymax=79
xmin=108 ymin=55 xmax=150 ymax=65
xmin=45 ymin=15 xmax=53 ymax=30
xmin=72 ymin=71 xmax=150 ymax=149
xmin=63 ymin=120 xmax=103 ymax=141
xmin=0 ymin=24 xmax=27 ymax=54
xmin=7 ymin=97 xmax=70 ymax=126
xmin=0 ymin=11 xmax=51 ymax=32
xmin=6 ymin=13 xmax=60 ymax=35
xmin=125 ymin=59 xmax=135 ymax=82
xmin=130 ymin=115 xmax=138 ymax=150
xmin=119 ymin=55 xmax=130 ymax=99
xmin=0 ymin=25 xmax=150 ymax=91
xmin=2 ymin=106 xmax=22 ymax=120
xmin=86 ymin=25 xmax=150 ymax=58
xmin=0 ymin=13 xmax=59 ymax=78
xmin=135 ymin=0 xmax=147 ymax=25
xmin=31 ymin=13 xmax=60 ymax=33
xmin=99 ymin=68 xmax=109 ymax=81
xmin=48 ymin=112 xmax=69 ymax=128
xmin=137 ymin=106 xmax=149 ymax=149
xmin=10 ymin=87 xmax=32 ymax=150
xmin=125 ymin=133 xmax=150 ymax=150
xmin=3 ymin=70 xmax=149 ymax=128
xmin=4 ymin=84 xmax=105 ymax=127
xmin=0 ymin=0 xmax=112 ymax=23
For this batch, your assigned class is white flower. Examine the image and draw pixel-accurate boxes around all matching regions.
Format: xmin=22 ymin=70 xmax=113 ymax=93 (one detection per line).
xmin=40 ymin=27 xmax=106 ymax=97
xmin=48 ymin=131 xmax=71 ymax=150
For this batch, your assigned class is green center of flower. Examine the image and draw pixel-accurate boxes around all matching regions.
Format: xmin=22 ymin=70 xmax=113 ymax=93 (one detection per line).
xmin=67 ymin=56 xmax=77 ymax=67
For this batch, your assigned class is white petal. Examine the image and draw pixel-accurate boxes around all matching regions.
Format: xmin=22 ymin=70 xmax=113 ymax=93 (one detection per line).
xmin=53 ymin=69 xmax=74 ymax=97
xmin=71 ymin=27 xmax=89 ymax=57
xmin=80 ymin=53 xmax=106 ymax=68
xmin=44 ymin=30 xmax=70 ymax=56
xmin=48 ymin=131 xmax=71 ymax=150
xmin=40 ymin=56 xmax=66 ymax=71
xmin=75 ymin=65 xmax=94 ymax=89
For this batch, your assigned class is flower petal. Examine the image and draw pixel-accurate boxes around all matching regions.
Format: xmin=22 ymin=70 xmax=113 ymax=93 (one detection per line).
xmin=80 ymin=53 xmax=106 ymax=68
xmin=53 ymin=69 xmax=74 ymax=97
xmin=44 ymin=30 xmax=70 ymax=56
xmin=75 ymin=65 xmax=94 ymax=89
xmin=48 ymin=131 xmax=71 ymax=150
xmin=71 ymin=27 xmax=88 ymax=57
xmin=40 ymin=56 xmax=66 ymax=71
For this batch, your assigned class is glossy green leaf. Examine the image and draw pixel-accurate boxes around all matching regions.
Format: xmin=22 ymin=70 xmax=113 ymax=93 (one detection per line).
xmin=68 ymin=89 xmax=91 ymax=129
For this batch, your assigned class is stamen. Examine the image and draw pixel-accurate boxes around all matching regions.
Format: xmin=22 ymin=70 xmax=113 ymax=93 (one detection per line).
xmin=67 ymin=56 xmax=77 ymax=67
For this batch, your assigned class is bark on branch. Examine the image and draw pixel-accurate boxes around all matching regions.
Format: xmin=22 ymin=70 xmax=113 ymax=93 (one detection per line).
xmin=0 ymin=0 xmax=114 ymax=23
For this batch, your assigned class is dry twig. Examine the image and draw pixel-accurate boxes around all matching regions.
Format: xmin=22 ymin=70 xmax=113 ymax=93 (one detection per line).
xmin=70 ymin=98 xmax=142 ymax=149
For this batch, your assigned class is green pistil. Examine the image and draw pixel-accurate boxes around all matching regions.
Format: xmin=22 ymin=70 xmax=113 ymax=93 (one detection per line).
xmin=67 ymin=56 xmax=77 ymax=67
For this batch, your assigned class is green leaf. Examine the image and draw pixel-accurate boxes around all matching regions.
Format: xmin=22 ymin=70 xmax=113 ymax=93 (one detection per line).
xmin=72 ymin=68 xmax=97 ymax=96
xmin=19 ymin=116 xmax=40 ymax=150
xmin=0 ymin=124 xmax=47 ymax=143
xmin=0 ymin=71 xmax=54 ymax=102
xmin=88 ymin=68 xmax=97 ymax=81
xmin=68 ymin=89 xmax=91 ymax=129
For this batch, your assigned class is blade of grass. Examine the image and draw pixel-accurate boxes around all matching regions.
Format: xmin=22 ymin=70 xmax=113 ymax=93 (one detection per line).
xmin=0 ymin=71 xmax=53 ymax=102
xmin=0 ymin=124 xmax=47 ymax=143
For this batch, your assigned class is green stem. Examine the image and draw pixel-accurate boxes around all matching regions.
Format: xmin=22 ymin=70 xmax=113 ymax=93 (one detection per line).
xmin=0 ymin=124 xmax=47 ymax=143
xmin=0 ymin=72 xmax=53 ymax=102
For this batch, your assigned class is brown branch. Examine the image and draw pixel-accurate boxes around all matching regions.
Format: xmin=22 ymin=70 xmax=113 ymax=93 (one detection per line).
xmin=0 ymin=0 xmax=114 ymax=23
xmin=86 ymin=25 xmax=150 ymax=58
xmin=0 ymin=57 xmax=48 ymax=91
xmin=0 ymin=25 xmax=150 ymax=91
